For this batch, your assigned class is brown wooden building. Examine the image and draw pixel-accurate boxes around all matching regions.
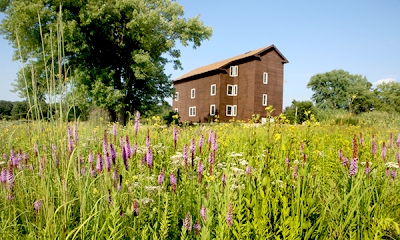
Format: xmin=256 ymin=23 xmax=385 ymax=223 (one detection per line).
xmin=173 ymin=45 xmax=288 ymax=122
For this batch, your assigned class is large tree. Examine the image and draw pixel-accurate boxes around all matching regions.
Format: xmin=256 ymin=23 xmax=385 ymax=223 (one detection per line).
xmin=373 ymin=81 xmax=400 ymax=113
xmin=0 ymin=0 xmax=212 ymax=123
xmin=307 ymin=69 xmax=374 ymax=113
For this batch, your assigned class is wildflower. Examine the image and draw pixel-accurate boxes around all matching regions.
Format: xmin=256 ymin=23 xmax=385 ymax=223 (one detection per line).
xmin=134 ymin=200 xmax=139 ymax=216
xmin=73 ymin=121 xmax=78 ymax=143
xmin=397 ymin=134 xmax=400 ymax=148
xmin=67 ymin=125 xmax=72 ymax=140
xmin=349 ymin=158 xmax=358 ymax=177
xmin=81 ymin=166 xmax=86 ymax=176
xmin=342 ymin=156 xmax=349 ymax=167
xmin=34 ymin=199 xmax=42 ymax=212
xmin=200 ymin=205 xmax=207 ymax=221
xmin=3 ymin=153 xmax=7 ymax=161
xmin=105 ymin=153 xmax=111 ymax=172
xmin=190 ymin=137 xmax=196 ymax=167
xmin=285 ymin=157 xmax=290 ymax=168
xmin=371 ymin=135 xmax=377 ymax=155
xmin=68 ymin=136 xmax=74 ymax=155
xmin=96 ymin=153 xmax=103 ymax=173
xmin=173 ymin=127 xmax=178 ymax=150
xmin=293 ymin=165 xmax=298 ymax=179
xmin=246 ymin=165 xmax=251 ymax=176
xmin=365 ymin=162 xmax=371 ymax=175
xmin=226 ymin=203 xmax=233 ymax=227
xmin=352 ymin=134 xmax=358 ymax=159
xmin=90 ymin=164 xmax=95 ymax=177
xmin=193 ymin=222 xmax=201 ymax=234
xmin=391 ymin=169 xmax=397 ymax=180
xmin=208 ymin=130 xmax=213 ymax=150
xmin=212 ymin=133 xmax=218 ymax=153
xmin=146 ymin=147 xmax=153 ymax=168
xmin=125 ymin=136 xmax=132 ymax=158
xmin=198 ymin=160 xmax=203 ymax=183
xmin=110 ymin=143 xmax=116 ymax=165
xmin=134 ymin=111 xmax=140 ymax=137
xmin=183 ymin=212 xmax=192 ymax=232
xmin=184 ymin=144 xmax=189 ymax=170
xmin=208 ymin=152 xmax=214 ymax=165
xmin=112 ymin=168 xmax=119 ymax=181
xmin=170 ymin=173 xmax=177 ymax=193
xmin=199 ymin=134 xmax=204 ymax=154
xmin=122 ymin=147 xmax=128 ymax=171
xmin=158 ymin=168 xmax=165 ymax=185
xmin=112 ymin=123 xmax=117 ymax=144
xmin=6 ymin=167 xmax=14 ymax=189
xmin=119 ymin=136 xmax=124 ymax=148
xmin=382 ymin=142 xmax=387 ymax=163
xmin=133 ymin=143 xmax=138 ymax=155
xmin=146 ymin=130 xmax=151 ymax=147
xmin=222 ymin=174 xmax=226 ymax=190
xmin=397 ymin=152 xmax=400 ymax=167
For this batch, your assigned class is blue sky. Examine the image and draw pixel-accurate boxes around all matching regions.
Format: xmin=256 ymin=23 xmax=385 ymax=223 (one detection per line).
xmin=1 ymin=0 xmax=400 ymax=109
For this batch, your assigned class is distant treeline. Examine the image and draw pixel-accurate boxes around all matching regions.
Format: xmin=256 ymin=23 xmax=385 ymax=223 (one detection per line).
xmin=0 ymin=100 xmax=87 ymax=121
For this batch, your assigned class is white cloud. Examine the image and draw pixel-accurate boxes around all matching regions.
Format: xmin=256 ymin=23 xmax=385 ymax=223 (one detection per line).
xmin=373 ymin=78 xmax=395 ymax=86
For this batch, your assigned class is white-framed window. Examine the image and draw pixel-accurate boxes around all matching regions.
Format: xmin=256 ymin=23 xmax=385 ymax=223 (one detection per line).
xmin=227 ymin=84 xmax=238 ymax=96
xmin=229 ymin=66 xmax=238 ymax=77
xmin=210 ymin=104 xmax=216 ymax=116
xmin=174 ymin=92 xmax=179 ymax=101
xmin=263 ymin=72 xmax=268 ymax=84
xmin=189 ymin=106 xmax=196 ymax=117
xmin=211 ymin=84 xmax=216 ymax=96
xmin=262 ymin=94 xmax=268 ymax=106
xmin=226 ymin=105 xmax=237 ymax=116
xmin=174 ymin=108 xmax=178 ymax=113
xmin=191 ymin=88 xmax=195 ymax=99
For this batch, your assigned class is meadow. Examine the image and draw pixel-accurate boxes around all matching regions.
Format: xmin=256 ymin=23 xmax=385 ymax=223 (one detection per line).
xmin=0 ymin=113 xmax=399 ymax=239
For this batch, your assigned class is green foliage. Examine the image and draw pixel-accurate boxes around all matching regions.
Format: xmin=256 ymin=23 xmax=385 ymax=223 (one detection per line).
xmin=283 ymin=100 xmax=317 ymax=124
xmin=0 ymin=100 xmax=13 ymax=119
xmin=10 ymin=100 xmax=29 ymax=119
xmin=307 ymin=69 xmax=374 ymax=113
xmin=0 ymin=0 xmax=212 ymax=124
xmin=373 ymin=81 xmax=400 ymax=113
xmin=163 ymin=111 xmax=180 ymax=126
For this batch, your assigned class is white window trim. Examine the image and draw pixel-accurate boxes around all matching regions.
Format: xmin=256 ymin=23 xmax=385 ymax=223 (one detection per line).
xmin=191 ymin=88 xmax=195 ymax=99
xmin=211 ymin=84 xmax=216 ymax=96
xmin=175 ymin=92 xmax=179 ymax=101
xmin=226 ymin=105 xmax=237 ymax=116
xmin=262 ymin=94 xmax=268 ymax=106
xmin=263 ymin=72 xmax=268 ymax=84
xmin=210 ymin=104 xmax=216 ymax=116
xmin=189 ymin=106 xmax=196 ymax=117
xmin=174 ymin=108 xmax=178 ymax=113
xmin=229 ymin=66 xmax=238 ymax=77
xmin=227 ymin=84 xmax=237 ymax=96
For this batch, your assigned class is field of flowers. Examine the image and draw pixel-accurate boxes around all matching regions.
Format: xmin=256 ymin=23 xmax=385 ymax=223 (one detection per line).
xmin=0 ymin=113 xmax=399 ymax=239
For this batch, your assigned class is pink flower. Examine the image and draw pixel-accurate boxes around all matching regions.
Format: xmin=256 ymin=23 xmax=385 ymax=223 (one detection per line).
xmin=200 ymin=205 xmax=206 ymax=221
xmin=183 ymin=212 xmax=191 ymax=232
xmin=226 ymin=203 xmax=233 ymax=227
xmin=158 ymin=168 xmax=165 ymax=185
xmin=170 ymin=173 xmax=177 ymax=193
xmin=193 ymin=222 xmax=201 ymax=234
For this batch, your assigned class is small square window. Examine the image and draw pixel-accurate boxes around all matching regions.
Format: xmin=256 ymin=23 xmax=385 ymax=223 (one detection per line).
xmin=174 ymin=108 xmax=178 ymax=113
xmin=175 ymin=92 xmax=179 ymax=101
xmin=191 ymin=89 xmax=195 ymax=99
xmin=226 ymin=105 xmax=237 ymax=116
xmin=263 ymin=72 xmax=268 ymax=84
xmin=189 ymin=106 xmax=196 ymax=117
xmin=229 ymin=66 xmax=238 ymax=77
xmin=262 ymin=94 xmax=268 ymax=106
xmin=211 ymin=84 xmax=216 ymax=96
xmin=210 ymin=104 xmax=216 ymax=116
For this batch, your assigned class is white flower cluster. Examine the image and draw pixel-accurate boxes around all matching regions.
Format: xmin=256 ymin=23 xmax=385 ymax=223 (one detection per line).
xmin=230 ymin=152 xmax=243 ymax=157
xmin=385 ymin=162 xmax=399 ymax=169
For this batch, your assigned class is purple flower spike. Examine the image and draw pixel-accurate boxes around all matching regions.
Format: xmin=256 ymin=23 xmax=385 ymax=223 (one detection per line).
xmin=170 ymin=173 xmax=177 ymax=193
xmin=125 ymin=136 xmax=132 ymax=159
xmin=396 ymin=134 xmax=400 ymax=148
xmin=193 ymin=222 xmax=201 ymax=234
xmin=90 ymin=164 xmax=95 ymax=177
xmin=158 ymin=168 xmax=165 ymax=185
xmin=3 ymin=153 xmax=7 ymax=161
xmin=146 ymin=147 xmax=153 ymax=168
xmin=200 ymin=205 xmax=207 ymax=221
xmin=6 ymin=167 xmax=14 ymax=189
xmin=382 ymin=142 xmax=387 ymax=163
xmin=246 ymin=165 xmax=251 ymax=176
xmin=372 ymin=135 xmax=377 ymax=155
xmin=81 ymin=166 xmax=86 ymax=176
xmin=183 ymin=212 xmax=192 ymax=232
xmin=68 ymin=136 xmax=74 ymax=155
xmin=226 ymin=203 xmax=233 ymax=227
xmin=122 ymin=147 xmax=128 ymax=171
xmin=349 ymin=158 xmax=358 ymax=177
xmin=208 ymin=130 xmax=213 ymax=150
xmin=96 ymin=153 xmax=103 ymax=173
xmin=397 ymin=152 xmax=400 ymax=167
xmin=212 ymin=133 xmax=218 ymax=153
xmin=293 ymin=165 xmax=298 ymax=179
xmin=134 ymin=200 xmax=139 ymax=216
xmin=285 ymin=157 xmax=290 ymax=168
xmin=190 ymin=138 xmax=196 ymax=167
xmin=173 ymin=127 xmax=178 ymax=150
xmin=199 ymin=134 xmax=204 ymax=154
xmin=73 ymin=121 xmax=78 ymax=143
xmin=105 ymin=153 xmax=111 ymax=172
xmin=34 ymin=199 xmax=43 ymax=212
xmin=112 ymin=123 xmax=117 ymax=144
xmin=88 ymin=150 xmax=94 ymax=164
xmin=391 ymin=170 xmax=397 ymax=179
xmin=183 ymin=144 xmax=189 ymax=170
xmin=134 ymin=111 xmax=140 ymax=137
xmin=110 ymin=143 xmax=116 ymax=165
xmin=222 ymin=174 xmax=226 ymax=189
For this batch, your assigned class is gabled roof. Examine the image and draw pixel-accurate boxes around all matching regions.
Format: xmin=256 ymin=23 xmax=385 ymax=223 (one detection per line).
xmin=175 ymin=44 xmax=288 ymax=81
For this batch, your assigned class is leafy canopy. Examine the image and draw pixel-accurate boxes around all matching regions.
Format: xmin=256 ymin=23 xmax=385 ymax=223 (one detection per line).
xmin=0 ymin=0 xmax=212 ymax=123
xmin=307 ymin=69 xmax=374 ymax=113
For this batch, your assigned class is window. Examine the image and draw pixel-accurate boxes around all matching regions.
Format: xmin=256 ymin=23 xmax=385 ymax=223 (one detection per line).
xmin=262 ymin=94 xmax=268 ymax=106
xmin=227 ymin=84 xmax=238 ymax=96
xmin=174 ymin=108 xmax=178 ymax=113
xmin=210 ymin=104 xmax=216 ymax=116
xmin=175 ymin=92 xmax=179 ymax=101
xmin=189 ymin=106 xmax=196 ymax=117
xmin=211 ymin=84 xmax=216 ymax=96
xmin=191 ymin=89 xmax=195 ymax=99
xmin=263 ymin=72 xmax=268 ymax=84
xmin=229 ymin=66 xmax=238 ymax=77
xmin=226 ymin=105 xmax=237 ymax=116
